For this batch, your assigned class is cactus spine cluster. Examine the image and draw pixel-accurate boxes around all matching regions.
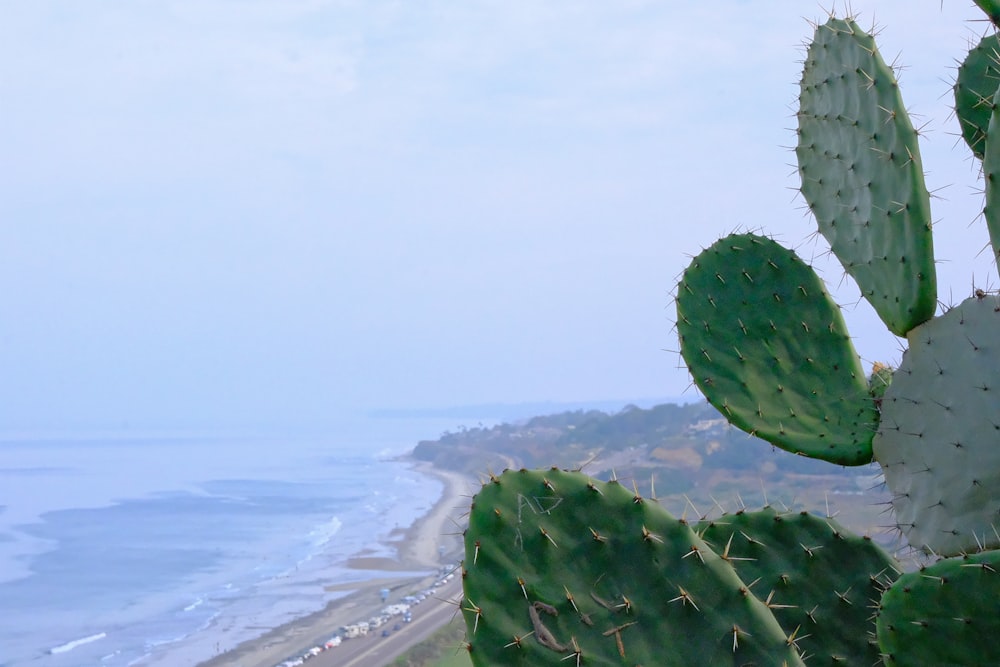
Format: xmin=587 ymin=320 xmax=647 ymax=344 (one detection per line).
xmin=461 ymin=8 xmax=1000 ymax=665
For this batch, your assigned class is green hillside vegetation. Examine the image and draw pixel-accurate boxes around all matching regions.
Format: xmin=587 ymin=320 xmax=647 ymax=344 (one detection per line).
xmin=412 ymin=401 xmax=887 ymax=535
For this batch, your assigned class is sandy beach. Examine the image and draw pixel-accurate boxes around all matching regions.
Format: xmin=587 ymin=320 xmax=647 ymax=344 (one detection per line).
xmin=185 ymin=461 xmax=477 ymax=667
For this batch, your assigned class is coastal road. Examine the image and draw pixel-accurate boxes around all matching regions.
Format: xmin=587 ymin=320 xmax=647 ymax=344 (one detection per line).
xmin=308 ymin=577 xmax=465 ymax=667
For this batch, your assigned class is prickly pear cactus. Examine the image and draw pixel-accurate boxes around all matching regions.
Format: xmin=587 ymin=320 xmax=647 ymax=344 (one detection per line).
xmin=462 ymin=9 xmax=1000 ymax=667
xmin=678 ymin=15 xmax=1000 ymax=558
xmin=669 ymin=10 xmax=1000 ymax=663
xmin=875 ymin=550 xmax=1000 ymax=666
xmin=461 ymin=468 xmax=805 ymax=666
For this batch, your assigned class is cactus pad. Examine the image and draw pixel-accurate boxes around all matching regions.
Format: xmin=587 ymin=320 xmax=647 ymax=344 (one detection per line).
xmin=698 ymin=508 xmax=900 ymax=665
xmin=876 ymin=550 xmax=1000 ymax=666
xmin=873 ymin=294 xmax=1000 ymax=555
xmin=981 ymin=81 xmax=1000 ymax=276
xmin=868 ymin=362 xmax=894 ymax=405
xmin=955 ymin=33 xmax=1000 ymax=161
xmin=462 ymin=468 xmax=805 ymax=666
xmin=676 ymin=233 xmax=877 ymax=465
xmin=797 ymin=18 xmax=936 ymax=336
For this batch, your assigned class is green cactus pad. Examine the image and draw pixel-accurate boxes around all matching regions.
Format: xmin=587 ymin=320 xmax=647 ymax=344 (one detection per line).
xmin=797 ymin=18 xmax=936 ymax=336
xmin=462 ymin=468 xmax=805 ymax=666
xmin=868 ymin=362 xmax=894 ymax=406
xmin=980 ymin=83 xmax=1000 ymax=276
xmin=873 ymin=294 xmax=1000 ymax=556
xmin=676 ymin=233 xmax=877 ymax=465
xmin=955 ymin=33 xmax=1000 ymax=161
xmin=698 ymin=508 xmax=900 ymax=665
xmin=876 ymin=550 xmax=1000 ymax=666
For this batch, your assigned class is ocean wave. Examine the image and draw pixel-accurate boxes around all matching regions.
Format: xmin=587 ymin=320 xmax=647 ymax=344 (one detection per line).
xmin=50 ymin=631 xmax=107 ymax=654
xmin=307 ymin=516 xmax=342 ymax=548
xmin=183 ymin=597 xmax=204 ymax=612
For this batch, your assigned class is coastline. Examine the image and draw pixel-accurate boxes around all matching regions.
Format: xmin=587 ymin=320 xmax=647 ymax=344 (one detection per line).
xmin=186 ymin=460 xmax=475 ymax=667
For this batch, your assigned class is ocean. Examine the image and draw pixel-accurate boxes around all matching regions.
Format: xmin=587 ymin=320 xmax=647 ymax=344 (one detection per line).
xmin=0 ymin=417 xmax=459 ymax=667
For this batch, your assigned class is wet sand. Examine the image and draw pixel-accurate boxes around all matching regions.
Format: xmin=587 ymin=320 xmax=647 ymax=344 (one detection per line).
xmin=187 ymin=462 xmax=476 ymax=667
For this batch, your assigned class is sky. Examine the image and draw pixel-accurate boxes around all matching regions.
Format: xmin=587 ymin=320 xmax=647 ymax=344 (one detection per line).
xmin=0 ymin=1 xmax=996 ymax=433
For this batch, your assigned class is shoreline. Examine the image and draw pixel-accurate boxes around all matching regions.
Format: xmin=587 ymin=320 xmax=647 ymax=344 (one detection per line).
xmin=186 ymin=460 xmax=475 ymax=667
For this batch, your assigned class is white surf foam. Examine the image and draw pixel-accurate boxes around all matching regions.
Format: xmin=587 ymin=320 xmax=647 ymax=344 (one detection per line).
xmin=50 ymin=631 xmax=107 ymax=654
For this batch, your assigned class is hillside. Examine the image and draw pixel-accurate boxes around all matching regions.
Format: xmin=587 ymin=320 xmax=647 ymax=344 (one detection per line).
xmin=411 ymin=401 xmax=890 ymax=540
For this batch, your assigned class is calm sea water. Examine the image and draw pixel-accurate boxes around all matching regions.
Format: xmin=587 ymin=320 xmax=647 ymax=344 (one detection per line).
xmin=0 ymin=417 xmax=459 ymax=667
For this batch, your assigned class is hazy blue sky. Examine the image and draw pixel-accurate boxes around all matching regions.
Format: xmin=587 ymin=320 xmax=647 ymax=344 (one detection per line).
xmin=1 ymin=2 xmax=995 ymax=432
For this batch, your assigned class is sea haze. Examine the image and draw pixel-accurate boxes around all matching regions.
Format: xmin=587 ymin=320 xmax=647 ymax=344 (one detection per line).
xmin=0 ymin=417 xmax=456 ymax=667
